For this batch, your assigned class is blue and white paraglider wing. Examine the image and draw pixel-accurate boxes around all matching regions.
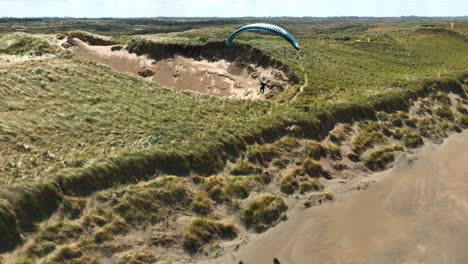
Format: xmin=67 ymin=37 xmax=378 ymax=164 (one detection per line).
xmin=226 ymin=23 xmax=300 ymax=50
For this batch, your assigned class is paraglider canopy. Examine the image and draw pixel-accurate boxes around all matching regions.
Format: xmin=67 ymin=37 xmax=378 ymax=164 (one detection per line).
xmin=226 ymin=23 xmax=300 ymax=51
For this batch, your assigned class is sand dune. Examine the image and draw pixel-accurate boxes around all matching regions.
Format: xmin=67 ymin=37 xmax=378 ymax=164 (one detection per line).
xmin=212 ymin=131 xmax=468 ymax=264
xmin=66 ymin=38 xmax=288 ymax=100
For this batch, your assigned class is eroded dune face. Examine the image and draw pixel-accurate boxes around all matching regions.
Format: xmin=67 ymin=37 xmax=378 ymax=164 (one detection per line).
xmin=65 ymin=38 xmax=290 ymax=100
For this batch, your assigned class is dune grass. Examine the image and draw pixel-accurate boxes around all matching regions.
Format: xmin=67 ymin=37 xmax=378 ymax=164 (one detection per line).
xmin=364 ymin=145 xmax=404 ymax=171
xmin=183 ymin=217 xmax=237 ymax=252
xmin=242 ymin=194 xmax=288 ymax=232
xmin=280 ymin=170 xmax=300 ymax=195
xmin=0 ymin=19 xmax=467 ymax=252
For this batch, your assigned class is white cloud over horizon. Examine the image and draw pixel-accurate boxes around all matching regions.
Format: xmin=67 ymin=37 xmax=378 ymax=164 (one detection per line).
xmin=0 ymin=0 xmax=466 ymax=18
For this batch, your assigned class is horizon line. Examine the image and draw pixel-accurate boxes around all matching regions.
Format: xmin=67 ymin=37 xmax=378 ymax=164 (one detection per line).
xmin=1 ymin=15 xmax=468 ymax=19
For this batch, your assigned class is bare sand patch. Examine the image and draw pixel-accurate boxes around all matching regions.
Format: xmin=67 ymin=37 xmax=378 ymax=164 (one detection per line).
xmin=65 ymin=38 xmax=289 ymax=100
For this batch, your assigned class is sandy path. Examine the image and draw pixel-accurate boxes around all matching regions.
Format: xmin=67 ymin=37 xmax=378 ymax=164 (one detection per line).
xmin=212 ymin=131 xmax=468 ymax=264
xmin=291 ymin=59 xmax=307 ymax=101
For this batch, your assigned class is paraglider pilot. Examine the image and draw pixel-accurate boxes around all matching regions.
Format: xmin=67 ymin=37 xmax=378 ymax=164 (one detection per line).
xmin=259 ymin=79 xmax=267 ymax=94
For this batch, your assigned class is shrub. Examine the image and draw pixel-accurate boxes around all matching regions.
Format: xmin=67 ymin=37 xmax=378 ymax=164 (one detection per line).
xmin=329 ymin=124 xmax=353 ymax=144
xmin=51 ymin=245 xmax=85 ymax=262
xmin=191 ymin=175 xmax=204 ymax=185
xmin=347 ymin=152 xmax=360 ymax=162
xmin=94 ymin=218 xmax=129 ymax=243
xmin=247 ymin=144 xmax=279 ymax=166
xmin=322 ymin=142 xmax=342 ymax=160
xmin=242 ymin=195 xmax=288 ymax=232
xmin=404 ymin=118 xmax=418 ymax=128
xmin=280 ymin=172 xmax=299 ymax=195
xmin=436 ymin=106 xmax=455 ymax=120
xmin=0 ymin=34 xmax=62 ymax=55
xmin=116 ymin=250 xmax=156 ymax=264
xmin=150 ymin=232 xmax=178 ymax=247
xmin=274 ymin=136 xmax=301 ymax=150
xmin=67 ymin=31 xmax=118 ymax=46
xmin=418 ymin=118 xmax=448 ymax=140
xmin=434 ymin=92 xmax=451 ymax=105
xmin=304 ymin=140 xmax=325 ymax=160
xmin=34 ymin=221 xmax=83 ymax=245
xmin=299 ymin=179 xmax=323 ymax=194
xmin=451 ymin=124 xmax=463 ymax=133
xmin=456 ymin=103 xmax=468 ymax=115
xmin=302 ymin=158 xmax=323 ymax=178
xmin=224 ymin=175 xmax=264 ymax=199
xmin=60 ymin=197 xmax=85 ymax=219
xmin=191 ymin=192 xmax=212 ymax=215
xmin=364 ymin=145 xmax=403 ymax=171
xmin=390 ymin=114 xmax=404 ymax=127
xmin=379 ymin=122 xmax=393 ymax=137
xmin=352 ymin=131 xmax=386 ymax=154
xmin=26 ymin=241 xmax=56 ymax=258
xmin=392 ymin=128 xmax=403 ymax=140
xmin=112 ymin=177 xmax=192 ymax=224
xmin=183 ymin=218 xmax=237 ymax=252
xmin=247 ymin=137 xmax=300 ymax=166
xmin=403 ymin=132 xmax=424 ymax=149
xmin=202 ymin=176 xmax=225 ymax=202
xmin=271 ymin=158 xmax=288 ymax=169
xmin=461 ymin=115 xmax=468 ymax=128
xmin=230 ymin=160 xmax=262 ymax=176
xmin=358 ymin=121 xmax=382 ymax=132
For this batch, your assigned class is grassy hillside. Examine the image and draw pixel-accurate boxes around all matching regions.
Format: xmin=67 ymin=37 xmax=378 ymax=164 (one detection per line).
xmin=135 ymin=22 xmax=468 ymax=106
xmin=0 ymin=18 xmax=467 ymax=260
xmin=0 ymin=35 xmax=289 ymax=184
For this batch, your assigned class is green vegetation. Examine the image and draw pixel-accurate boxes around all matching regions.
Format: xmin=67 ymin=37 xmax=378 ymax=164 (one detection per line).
xmin=403 ymin=132 xmax=424 ymax=149
xmin=461 ymin=115 xmax=468 ymax=128
xmin=434 ymin=92 xmax=452 ymax=105
xmin=271 ymin=157 xmax=289 ymax=169
xmin=242 ymin=194 xmax=288 ymax=232
xmin=230 ymin=161 xmax=262 ymax=176
xmin=457 ymin=103 xmax=468 ymax=115
xmin=300 ymin=179 xmax=323 ymax=194
xmin=436 ymin=106 xmax=455 ymax=120
xmin=304 ymin=140 xmax=325 ymax=160
xmin=322 ymin=142 xmax=342 ymax=160
xmin=0 ymin=18 xmax=467 ymax=258
xmin=329 ymin=124 xmax=354 ymax=144
xmin=280 ymin=170 xmax=300 ymax=194
xmin=248 ymin=144 xmax=280 ymax=165
xmin=364 ymin=145 xmax=404 ymax=171
xmin=109 ymin=177 xmax=191 ymax=224
xmin=418 ymin=117 xmax=448 ymax=141
xmin=191 ymin=192 xmax=212 ymax=215
xmin=94 ymin=218 xmax=129 ymax=243
xmin=0 ymin=34 xmax=63 ymax=56
xmin=247 ymin=136 xmax=300 ymax=166
xmin=224 ymin=175 xmax=264 ymax=199
xmin=65 ymin=30 xmax=119 ymax=45
xmin=183 ymin=218 xmax=237 ymax=252
xmin=302 ymin=158 xmax=324 ymax=178
xmin=202 ymin=176 xmax=225 ymax=202
xmin=352 ymin=131 xmax=386 ymax=154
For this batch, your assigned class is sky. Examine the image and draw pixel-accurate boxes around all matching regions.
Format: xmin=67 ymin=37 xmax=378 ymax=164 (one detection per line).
xmin=0 ymin=0 xmax=466 ymax=18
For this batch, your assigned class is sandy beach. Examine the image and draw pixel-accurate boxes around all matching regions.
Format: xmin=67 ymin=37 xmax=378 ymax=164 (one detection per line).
xmin=213 ymin=131 xmax=468 ymax=264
